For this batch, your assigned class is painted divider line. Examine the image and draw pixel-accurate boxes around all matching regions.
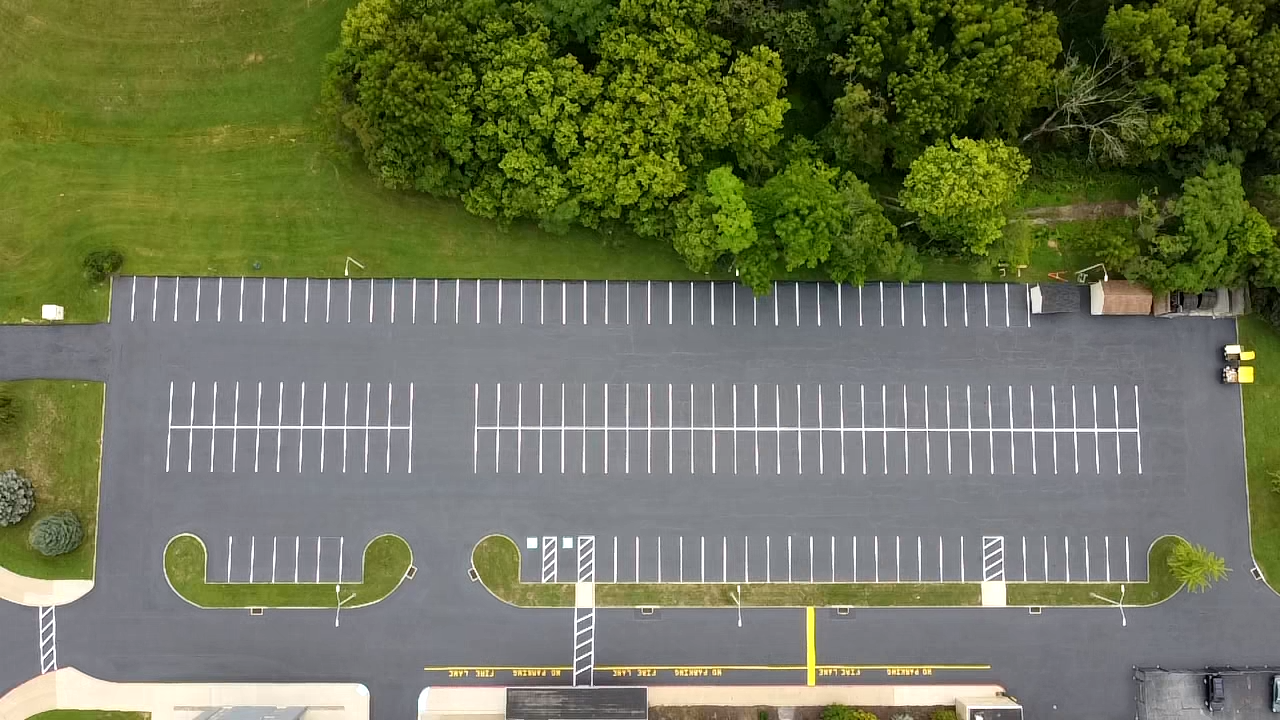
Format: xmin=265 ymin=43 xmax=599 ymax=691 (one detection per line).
xmin=38 ymin=606 xmax=57 ymax=674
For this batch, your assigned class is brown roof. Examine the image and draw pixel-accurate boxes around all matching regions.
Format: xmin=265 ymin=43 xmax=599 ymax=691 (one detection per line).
xmin=1099 ymin=280 xmax=1152 ymax=314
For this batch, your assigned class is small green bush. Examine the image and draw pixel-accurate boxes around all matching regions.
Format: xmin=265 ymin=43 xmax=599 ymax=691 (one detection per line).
xmin=0 ymin=392 xmax=21 ymax=435
xmin=1270 ymin=470 xmax=1280 ymax=495
xmin=0 ymin=469 xmax=35 ymax=526
xmin=82 ymin=249 xmax=124 ymax=283
xmin=28 ymin=510 xmax=83 ymax=556
xmin=931 ymin=710 xmax=958 ymax=720
xmin=822 ymin=705 xmax=878 ymax=720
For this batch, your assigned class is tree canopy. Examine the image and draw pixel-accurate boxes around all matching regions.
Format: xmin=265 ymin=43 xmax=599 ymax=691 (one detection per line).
xmin=1126 ymin=163 xmax=1277 ymax=292
xmin=901 ymin=138 xmax=1032 ymax=255
xmin=822 ymin=0 xmax=1062 ymax=168
xmin=325 ymin=0 xmax=1280 ymax=294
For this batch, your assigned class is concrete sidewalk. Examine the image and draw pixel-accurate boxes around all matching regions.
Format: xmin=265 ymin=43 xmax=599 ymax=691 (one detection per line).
xmin=418 ymin=684 xmax=1007 ymax=720
xmin=0 ymin=668 xmax=370 ymax=720
xmin=0 ymin=566 xmax=92 ymax=607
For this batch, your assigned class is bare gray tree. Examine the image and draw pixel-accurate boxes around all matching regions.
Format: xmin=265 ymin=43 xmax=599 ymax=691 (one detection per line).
xmin=1022 ymin=49 xmax=1150 ymax=162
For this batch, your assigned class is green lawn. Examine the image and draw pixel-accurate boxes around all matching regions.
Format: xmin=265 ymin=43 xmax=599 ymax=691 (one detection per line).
xmin=0 ymin=381 xmax=103 ymax=580
xmin=165 ymin=533 xmax=412 ymax=608
xmin=1239 ymin=315 xmax=1280 ymax=585
xmin=27 ymin=712 xmax=148 ymax=720
xmin=0 ymin=0 xmax=1159 ymax=326
xmin=472 ymin=534 xmax=1184 ymax=608
xmin=0 ymin=0 xmax=705 ymax=325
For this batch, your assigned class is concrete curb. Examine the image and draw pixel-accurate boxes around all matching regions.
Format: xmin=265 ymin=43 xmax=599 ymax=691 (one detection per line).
xmin=163 ymin=532 xmax=412 ymax=610
xmin=0 ymin=565 xmax=93 ymax=608
xmin=0 ymin=667 xmax=370 ymax=720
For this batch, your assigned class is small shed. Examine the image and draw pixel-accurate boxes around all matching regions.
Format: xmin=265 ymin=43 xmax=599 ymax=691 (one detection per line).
xmin=956 ymin=696 xmax=1023 ymax=720
xmin=1089 ymin=280 xmax=1153 ymax=316
xmin=506 ymin=688 xmax=647 ymax=720
xmin=1030 ymin=283 xmax=1082 ymax=314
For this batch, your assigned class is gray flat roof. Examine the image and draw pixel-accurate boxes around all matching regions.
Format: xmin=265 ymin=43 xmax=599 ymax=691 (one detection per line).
xmin=506 ymin=688 xmax=647 ymax=720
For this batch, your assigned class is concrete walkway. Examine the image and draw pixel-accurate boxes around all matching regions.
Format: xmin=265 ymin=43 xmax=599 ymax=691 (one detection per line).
xmin=0 ymin=566 xmax=93 ymax=607
xmin=0 ymin=667 xmax=370 ymax=720
xmin=418 ymin=684 xmax=1007 ymax=720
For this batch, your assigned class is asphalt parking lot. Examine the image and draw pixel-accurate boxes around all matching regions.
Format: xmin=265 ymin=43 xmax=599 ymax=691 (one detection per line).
xmin=0 ymin=275 xmax=1263 ymax=720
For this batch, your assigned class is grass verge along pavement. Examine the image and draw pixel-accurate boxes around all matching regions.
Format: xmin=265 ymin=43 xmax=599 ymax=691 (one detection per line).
xmin=475 ymin=534 xmax=1185 ymax=608
xmin=26 ymin=707 xmax=148 ymax=712
xmin=1239 ymin=315 xmax=1280 ymax=588
xmin=165 ymin=533 xmax=411 ymax=608
xmin=0 ymin=380 xmax=103 ymax=580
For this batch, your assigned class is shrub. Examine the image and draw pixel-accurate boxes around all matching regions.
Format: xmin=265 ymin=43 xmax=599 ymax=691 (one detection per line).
xmin=0 ymin=391 xmax=20 ymax=435
xmin=28 ymin=511 xmax=84 ymax=556
xmin=1270 ymin=470 xmax=1280 ymax=495
xmin=0 ymin=470 xmax=35 ymax=526
xmin=82 ymin=249 xmax=124 ymax=283
xmin=822 ymin=706 xmax=878 ymax=720
xmin=932 ymin=711 xmax=959 ymax=720
xmin=1167 ymin=540 xmax=1229 ymax=592
xmin=891 ymin=714 xmax=915 ymax=720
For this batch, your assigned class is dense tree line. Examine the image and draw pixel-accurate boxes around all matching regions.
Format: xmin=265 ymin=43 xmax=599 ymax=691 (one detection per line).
xmin=324 ymin=0 xmax=1280 ymax=293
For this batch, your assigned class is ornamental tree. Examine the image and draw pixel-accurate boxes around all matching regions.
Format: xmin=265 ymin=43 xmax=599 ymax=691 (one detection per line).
xmin=900 ymin=138 xmax=1031 ymax=256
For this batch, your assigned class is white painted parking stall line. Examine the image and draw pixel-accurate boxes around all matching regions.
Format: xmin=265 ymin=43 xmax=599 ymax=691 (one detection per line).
xmin=982 ymin=536 xmax=1005 ymax=581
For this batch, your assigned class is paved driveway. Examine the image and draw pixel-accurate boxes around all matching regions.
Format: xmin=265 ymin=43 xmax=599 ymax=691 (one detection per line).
xmin=0 ymin=276 xmax=1272 ymax=720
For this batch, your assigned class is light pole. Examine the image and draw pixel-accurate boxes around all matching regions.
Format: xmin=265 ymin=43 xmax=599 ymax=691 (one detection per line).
xmin=335 ymin=584 xmax=355 ymax=627
xmin=729 ymin=584 xmax=742 ymax=628
xmin=1088 ymin=584 xmax=1127 ymax=627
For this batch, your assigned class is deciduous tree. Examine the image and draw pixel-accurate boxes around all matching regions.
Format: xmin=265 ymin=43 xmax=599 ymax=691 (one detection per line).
xmin=1125 ymin=163 xmax=1277 ymax=291
xmin=900 ymin=138 xmax=1031 ymax=255
xmin=822 ymin=0 xmax=1061 ymax=168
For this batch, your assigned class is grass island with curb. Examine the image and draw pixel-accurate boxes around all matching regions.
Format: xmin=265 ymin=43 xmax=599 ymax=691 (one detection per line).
xmin=472 ymin=534 xmax=1188 ymax=609
xmin=164 ymin=533 xmax=412 ymax=609
xmin=0 ymin=380 xmax=104 ymax=581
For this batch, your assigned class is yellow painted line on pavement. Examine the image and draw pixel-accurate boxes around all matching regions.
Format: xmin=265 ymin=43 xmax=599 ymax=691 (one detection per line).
xmin=806 ymin=606 xmax=817 ymax=686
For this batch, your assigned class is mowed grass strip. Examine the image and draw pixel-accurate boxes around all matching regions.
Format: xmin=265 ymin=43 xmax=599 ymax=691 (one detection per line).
xmin=1004 ymin=535 xmax=1186 ymax=607
xmin=475 ymin=534 xmax=1189 ymax=608
xmin=0 ymin=380 xmax=103 ymax=580
xmin=1239 ymin=315 xmax=1280 ymax=586
xmin=471 ymin=534 xmax=576 ymax=607
xmin=164 ymin=533 xmax=412 ymax=608
xmin=473 ymin=535 xmax=981 ymax=608
xmin=0 ymin=0 xmax=700 ymax=324
xmin=27 ymin=712 xmax=149 ymax=720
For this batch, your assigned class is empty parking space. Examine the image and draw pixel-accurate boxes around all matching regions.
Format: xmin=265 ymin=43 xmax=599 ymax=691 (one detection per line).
xmin=519 ymin=532 xmax=1147 ymax=585
xmin=121 ymin=277 xmax=1034 ymax=332
xmin=165 ymin=380 xmax=414 ymax=474
xmin=204 ymin=535 xmax=352 ymax=583
xmin=475 ymin=382 xmax=1143 ymax=476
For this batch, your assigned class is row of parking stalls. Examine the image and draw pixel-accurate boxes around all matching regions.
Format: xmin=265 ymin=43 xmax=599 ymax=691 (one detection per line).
xmin=476 ymin=382 xmax=1143 ymax=477
xmin=522 ymin=534 xmax=1148 ymax=585
xmin=122 ymin=277 xmax=1034 ymax=331
xmin=165 ymin=380 xmax=413 ymax=475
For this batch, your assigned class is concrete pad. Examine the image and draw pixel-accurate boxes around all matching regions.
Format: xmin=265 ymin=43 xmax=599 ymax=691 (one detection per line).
xmin=0 ymin=667 xmax=369 ymax=720
xmin=981 ymin=581 xmax=1007 ymax=607
xmin=647 ymin=685 xmax=1006 ymax=707
xmin=0 ymin=565 xmax=93 ymax=607
xmin=575 ymin=581 xmax=594 ymax=608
